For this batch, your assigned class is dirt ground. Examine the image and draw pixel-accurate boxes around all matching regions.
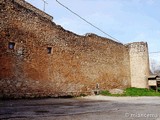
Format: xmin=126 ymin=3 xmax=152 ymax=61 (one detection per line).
xmin=0 ymin=95 xmax=160 ymax=120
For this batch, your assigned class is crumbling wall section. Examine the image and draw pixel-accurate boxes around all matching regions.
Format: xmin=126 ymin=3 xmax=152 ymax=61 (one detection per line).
xmin=14 ymin=0 xmax=53 ymax=21
xmin=0 ymin=0 xmax=131 ymax=98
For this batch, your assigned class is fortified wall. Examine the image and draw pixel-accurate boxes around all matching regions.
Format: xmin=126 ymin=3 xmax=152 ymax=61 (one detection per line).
xmin=127 ymin=42 xmax=150 ymax=88
xmin=14 ymin=0 xmax=53 ymax=21
xmin=0 ymin=0 xmax=149 ymax=98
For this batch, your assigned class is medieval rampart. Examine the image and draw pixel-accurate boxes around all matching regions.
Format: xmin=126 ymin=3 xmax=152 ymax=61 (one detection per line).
xmin=15 ymin=0 xmax=53 ymax=21
xmin=127 ymin=42 xmax=150 ymax=88
xmin=0 ymin=0 xmax=149 ymax=98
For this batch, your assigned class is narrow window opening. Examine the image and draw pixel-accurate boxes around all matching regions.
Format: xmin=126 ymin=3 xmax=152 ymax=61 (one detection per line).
xmin=47 ymin=47 xmax=52 ymax=54
xmin=8 ymin=42 xmax=15 ymax=49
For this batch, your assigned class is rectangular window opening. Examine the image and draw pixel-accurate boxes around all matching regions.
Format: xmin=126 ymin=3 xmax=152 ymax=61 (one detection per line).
xmin=47 ymin=47 xmax=52 ymax=54
xmin=8 ymin=42 xmax=15 ymax=49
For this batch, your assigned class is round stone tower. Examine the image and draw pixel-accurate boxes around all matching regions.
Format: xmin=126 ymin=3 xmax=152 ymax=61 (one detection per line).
xmin=127 ymin=42 xmax=150 ymax=88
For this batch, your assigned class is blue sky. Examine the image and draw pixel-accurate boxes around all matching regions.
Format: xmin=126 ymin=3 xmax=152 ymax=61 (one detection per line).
xmin=26 ymin=0 xmax=160 ymax=66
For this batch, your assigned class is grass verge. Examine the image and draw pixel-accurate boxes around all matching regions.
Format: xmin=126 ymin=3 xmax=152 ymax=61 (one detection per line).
xmin=100 ymin=87 xmax=160 ymax=96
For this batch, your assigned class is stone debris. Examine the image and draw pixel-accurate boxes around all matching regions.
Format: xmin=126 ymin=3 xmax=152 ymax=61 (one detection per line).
xmin=109 ymin=89 xmax=124 ymax=94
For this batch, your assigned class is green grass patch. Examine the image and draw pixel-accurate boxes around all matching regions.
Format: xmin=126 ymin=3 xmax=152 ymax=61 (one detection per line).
xmin=100 ymin=87 xmax=160 ymax=96
xmin=100 ymin=90 xmax=111 ymax=96
xmin=123 ymin=87 xmax=160 ymax=96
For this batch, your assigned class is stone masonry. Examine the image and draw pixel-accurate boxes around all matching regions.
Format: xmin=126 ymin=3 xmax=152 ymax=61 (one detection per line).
xmin=0 ymin=0 xmax=149 ymax=98
xmin=127 ymin=42 xmax=150 ymax=88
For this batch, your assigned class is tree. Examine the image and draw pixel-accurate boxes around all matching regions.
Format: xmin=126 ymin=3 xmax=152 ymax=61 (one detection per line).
xmin=150 ymin=58 xmax=160 ymax=75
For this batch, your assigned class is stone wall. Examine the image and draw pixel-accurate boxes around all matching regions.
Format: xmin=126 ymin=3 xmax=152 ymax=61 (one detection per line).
xmin=14 ymin=0 xmax=53 ymax=21
xmin=127 ymin=42 xmax=150 ymax=88
xmin=0 ymin=0 xmax=132 ymax=98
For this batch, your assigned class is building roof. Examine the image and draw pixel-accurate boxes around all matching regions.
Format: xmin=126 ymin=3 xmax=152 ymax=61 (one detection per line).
xmin=148 ymin=75 xmax=159 ymax=79
xmin=148 ymin=75 xmax=160 ymax=81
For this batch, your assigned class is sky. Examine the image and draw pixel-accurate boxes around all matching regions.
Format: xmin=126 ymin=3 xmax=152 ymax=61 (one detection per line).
xmin=26 ymin=0 xmax=160 ymax=68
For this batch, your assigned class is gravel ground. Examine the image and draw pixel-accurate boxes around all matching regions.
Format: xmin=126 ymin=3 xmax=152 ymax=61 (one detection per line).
xmin=83 ymin=95 xmax=160 ymax=104
xmin=0 ymin=96 xmax=160 ymax=120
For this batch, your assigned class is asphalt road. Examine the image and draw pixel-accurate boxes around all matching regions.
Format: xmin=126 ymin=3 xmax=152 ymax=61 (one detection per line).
xmin=0 ymin=96 xmax=160 ymax=120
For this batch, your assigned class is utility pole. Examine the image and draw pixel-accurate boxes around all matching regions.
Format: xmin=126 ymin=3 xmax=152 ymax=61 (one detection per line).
xmin=41 ymin=0 xmax=48 ymax=11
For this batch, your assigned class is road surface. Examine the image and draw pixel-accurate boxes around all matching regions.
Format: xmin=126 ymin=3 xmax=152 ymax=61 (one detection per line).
xmin=0 ymin=95 xmax=160 ymax=120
